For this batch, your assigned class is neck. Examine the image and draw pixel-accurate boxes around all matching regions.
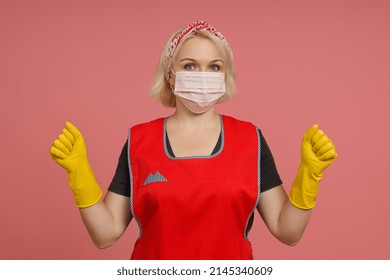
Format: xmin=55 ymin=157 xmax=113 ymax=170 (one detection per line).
xmin=169 ymin=101 xmax=220 ymax=130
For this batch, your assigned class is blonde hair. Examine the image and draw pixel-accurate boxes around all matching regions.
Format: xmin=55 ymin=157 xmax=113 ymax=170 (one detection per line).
xmin=149 ymin=27 xmax=236 ymax=107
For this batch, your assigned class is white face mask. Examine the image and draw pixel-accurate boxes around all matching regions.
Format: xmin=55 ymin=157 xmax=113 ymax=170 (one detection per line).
xmin=171 ymin=70 xmax=226 ymax=114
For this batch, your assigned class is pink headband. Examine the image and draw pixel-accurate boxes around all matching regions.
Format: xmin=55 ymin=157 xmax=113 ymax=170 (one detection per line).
xmin=165 ymin=20 xmax=230 ymax=79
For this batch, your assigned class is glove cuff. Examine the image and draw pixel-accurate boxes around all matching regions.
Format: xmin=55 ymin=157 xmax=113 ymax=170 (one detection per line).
xmin=289 ymin=163 xmax=323 ymax=210
xmin=67 ymin=160 xmax=103 ymax=208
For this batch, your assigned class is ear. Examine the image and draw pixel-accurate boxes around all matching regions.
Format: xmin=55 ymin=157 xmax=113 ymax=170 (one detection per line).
xmin=168 ymin=71 xmax=175 ymax=89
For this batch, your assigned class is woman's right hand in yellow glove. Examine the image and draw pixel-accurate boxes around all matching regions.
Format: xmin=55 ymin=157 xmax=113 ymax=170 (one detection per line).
xmin=50 ymin=122 xmax=102 ymax=208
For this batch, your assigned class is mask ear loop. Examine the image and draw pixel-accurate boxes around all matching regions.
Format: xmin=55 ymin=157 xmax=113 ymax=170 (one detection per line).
xmin=169 ymin=69 xmax=176 ymax=93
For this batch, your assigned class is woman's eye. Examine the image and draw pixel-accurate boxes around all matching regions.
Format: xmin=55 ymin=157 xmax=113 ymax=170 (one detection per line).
xmin=210 ymin=65 xmax=220 ymax=71
xmin=184 ymin=64 xmax=196 ymax=70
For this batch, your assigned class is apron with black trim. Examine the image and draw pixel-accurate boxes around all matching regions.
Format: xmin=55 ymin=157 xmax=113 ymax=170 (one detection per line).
xmin=128 ymin=115 xmax=261 ymax=260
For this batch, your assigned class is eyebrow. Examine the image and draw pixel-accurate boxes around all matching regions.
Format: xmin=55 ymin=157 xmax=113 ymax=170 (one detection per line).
xmin=179 ymin=58 xmax=224 ymax=64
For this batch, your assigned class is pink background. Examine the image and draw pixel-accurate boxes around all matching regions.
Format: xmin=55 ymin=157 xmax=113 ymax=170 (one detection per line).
xmin=1 ymin=0 xmax=389 ymax=259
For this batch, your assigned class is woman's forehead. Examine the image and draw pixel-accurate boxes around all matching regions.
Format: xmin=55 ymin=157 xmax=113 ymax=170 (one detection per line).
xmin=175 ymin=37 xmax=223 ymax=60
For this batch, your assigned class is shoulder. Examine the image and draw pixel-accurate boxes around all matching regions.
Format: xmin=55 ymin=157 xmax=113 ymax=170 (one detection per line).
xmin=222 ymin=114 xmax=260 ymax=132
xmin=129 ymin=117 xmax=165 ymax=131
xmin=221 ymin=115 xmax=269 ymax=149
xmin=128 ymin=118 xmax=166 ymax=146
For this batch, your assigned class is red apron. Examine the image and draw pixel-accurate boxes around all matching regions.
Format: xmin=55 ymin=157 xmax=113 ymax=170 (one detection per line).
xmin=128 ymin=115 xmax=261 ymax=259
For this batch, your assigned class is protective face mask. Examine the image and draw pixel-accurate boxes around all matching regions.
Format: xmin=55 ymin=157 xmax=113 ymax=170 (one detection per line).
xmin=171 ymin=70 xmax=226 ymax=114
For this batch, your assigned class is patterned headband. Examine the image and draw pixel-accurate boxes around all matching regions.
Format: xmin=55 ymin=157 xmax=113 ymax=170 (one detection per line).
xmin=165 ymin=20 xmax=230 ymax=79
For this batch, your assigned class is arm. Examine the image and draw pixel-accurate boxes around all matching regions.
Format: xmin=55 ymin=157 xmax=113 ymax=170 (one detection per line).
xmin=257 ymin=124 xmax=337 ymax=246
xmin=257 ymin=185 xmax=312 ymax=246
xmin=79 ymin=191 xmax=132 ymax=248
xmin=50 ymin=122 xmax=131 ymax=248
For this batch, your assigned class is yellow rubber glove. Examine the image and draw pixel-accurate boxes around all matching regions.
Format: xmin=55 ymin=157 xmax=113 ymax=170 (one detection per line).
xmin=50 ymin=122 xmax=102 ymax=208
xmin=289 ymin=124 xmax=337 ymax=209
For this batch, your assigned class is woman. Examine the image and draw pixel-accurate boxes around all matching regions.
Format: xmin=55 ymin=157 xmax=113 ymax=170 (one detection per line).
xmin=50 ymin=21 xmax=337 ymax=260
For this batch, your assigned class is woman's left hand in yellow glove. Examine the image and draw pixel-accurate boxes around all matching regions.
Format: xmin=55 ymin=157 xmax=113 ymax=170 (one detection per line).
xmin=289 ymin=124 xmax=337 ymax=209
xmin=302 ymin=124 xmax=337 ymax=175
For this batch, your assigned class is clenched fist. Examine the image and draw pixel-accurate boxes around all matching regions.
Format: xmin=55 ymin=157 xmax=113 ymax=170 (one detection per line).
xmin=50 ymin=122 xmax=102 ymax=208
xmin=289 ymin=124 xmax=337 ymax=209
xmin=301 ymin=124 xmax=337 ymax=175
